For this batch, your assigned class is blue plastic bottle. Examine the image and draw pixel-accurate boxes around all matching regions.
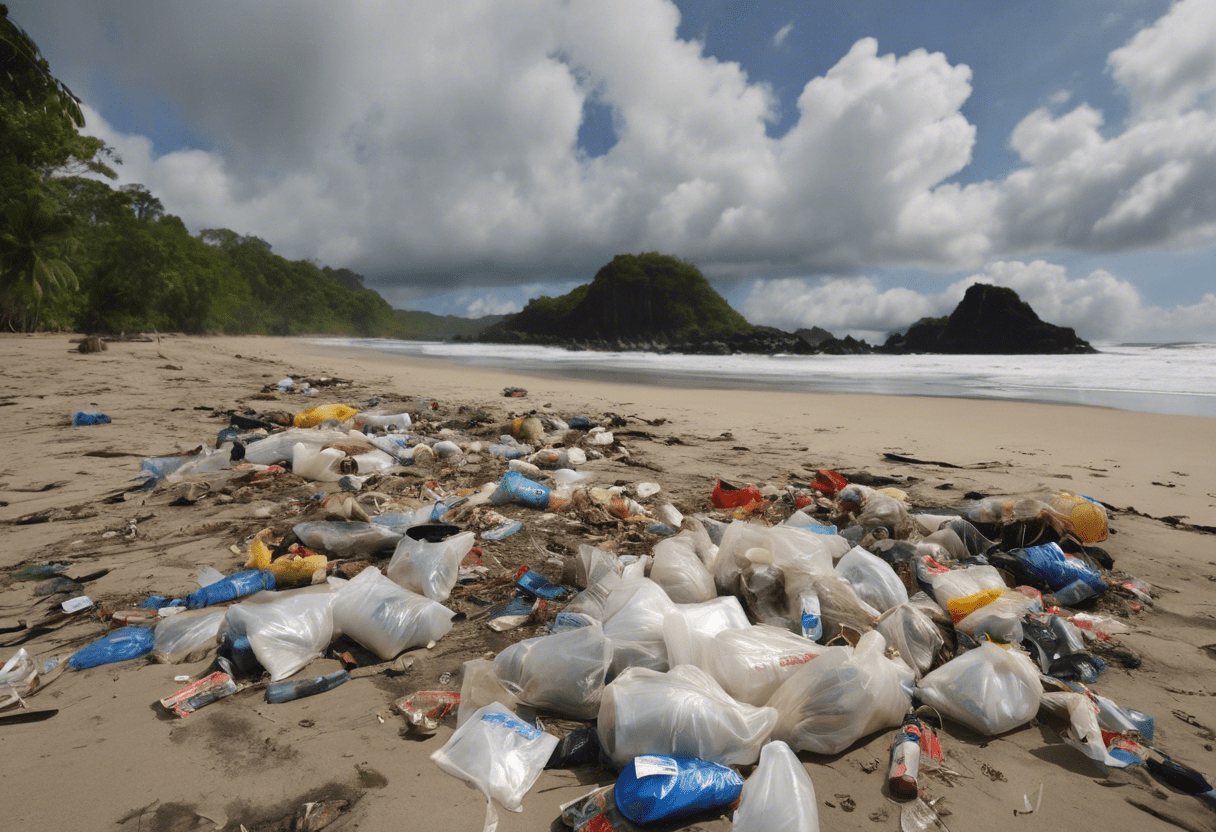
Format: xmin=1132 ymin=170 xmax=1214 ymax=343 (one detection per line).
xmin=68 ymin=626 xmax=155 ymax=670
xmin=264 ymin=670 xmax=350 ymax=703
xmin=185 ymin=570 xmax=276 ymax=609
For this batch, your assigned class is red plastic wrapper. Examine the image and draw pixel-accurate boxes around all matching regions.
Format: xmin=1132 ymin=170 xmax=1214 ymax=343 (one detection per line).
xmin=393 ymin=690 xmax=460 ymax=735
xmin=811 ymin=469 xmax=849 ymax=496
xmin=711 ymin=479 xmax=764 ymax=509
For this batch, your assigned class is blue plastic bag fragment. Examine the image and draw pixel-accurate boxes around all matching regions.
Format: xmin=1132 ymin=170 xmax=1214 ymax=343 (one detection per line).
xmin=185 ymin=570 xmax=275 ymax=609
xmin=614 ymin=755 xmax=744 ymax=824
xmin=68 ymin=626 xmax=155 ymax=670
xmin=1013 ymin=542 xmax=1107 ymax=593
xmin=72 ymin=412 xmax=111 ymax=426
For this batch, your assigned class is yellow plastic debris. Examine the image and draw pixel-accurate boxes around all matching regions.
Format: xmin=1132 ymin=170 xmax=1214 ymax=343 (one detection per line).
xmin=876 ymin=487 xmax=909 ymax=503
xmin=947 ymin=587 xmax=1004 ymax=624
xmin=244 ymin=529 xmax=327 ymax=586
xmin=1050 ymin=492 xmax=1108 ymax=543
xmin=293 ymin=403 xmax=359 ymax=428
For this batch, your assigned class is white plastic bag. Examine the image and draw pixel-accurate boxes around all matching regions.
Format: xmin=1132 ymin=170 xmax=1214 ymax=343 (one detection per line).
xmin=492 ymin=622 xmax=613 ymax=719
xmin=597 ymin=664 xmax=778 ymax=768
xmin=711 ymin=521 xmax=771 ymax=595
xmin=955 ymin=594 xmax=1032 ymax=644
xmin=664 ymin=621 xmax=829 ymax=706
xmin=243 ymin=428 xmax=348 ymax=465
xmin=575 ymin=544 xmax=622 ymax=589
xmin=332 ymin=566 xmax=454 ymax=660
xmin=385 ymin=529 xmax=475 ymax=602
xmin=767 ymin=631 xmax=913 ymax=755
xmin=431 ymin=701 xmax=559 ymax=832
xmin=874 ymin=603 xmax=943 ymax=678
xmin=292 ymin=443 xmax=346 ymax=482
xmin=152 ymin=608 xmax=226 ymax=664
xmin=835 ymin=546 xmax=908 ymax=613
xmin=1039 ymin=691 xmax=1132 ymax=769
xmin=564 ymin=570 xmax=624 ymax=620
xmin=223 ymin=584 xmax=336 ymax=681
xmin=732 ymin=741 xmax=820 ymax=832
xmin=915 ymin=641 xmax=1042 ymax=735
xmin=787 ymin=573 xmax=880 ymax=638
xmin=650 ymin=533 xmax=716 ymax=603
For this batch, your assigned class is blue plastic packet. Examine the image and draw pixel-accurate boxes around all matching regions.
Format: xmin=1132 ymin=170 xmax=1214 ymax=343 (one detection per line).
xmin=491 ymin=471 xmax=551 ymax=509
xmin=482 ymin=520 xmax=523 ymax=540
xmin=516 ymin=568 xmax=568 ymax=599
xmin=614 ymin=755 xmax=743 ymax=824
xmin=1015 ymin=542 xmax=1107 ymax=593
xmin=72 ymin=412 xmax=111 ymax=426
xmin=68 ymin=626 xmax=155 ymax=670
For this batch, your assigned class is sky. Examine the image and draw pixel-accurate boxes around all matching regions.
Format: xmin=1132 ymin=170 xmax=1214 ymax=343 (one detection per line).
xmin=12 ymin=0 xmax=1216 ymax=343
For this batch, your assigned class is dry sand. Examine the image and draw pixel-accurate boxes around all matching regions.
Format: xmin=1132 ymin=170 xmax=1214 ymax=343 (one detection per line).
xmin=1 ymin=332 xmax=1213 ymax=832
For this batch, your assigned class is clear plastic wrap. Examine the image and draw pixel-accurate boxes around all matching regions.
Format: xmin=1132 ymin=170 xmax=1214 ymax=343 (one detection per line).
xmin=874 ymin=603 xmax=943 ymax=678
xmin=431 ymin=701 xmax=559 ymax=832
xmin=597 ymin=664 xmax=778 ymax=768
xmin=292 ymin=520 xmax=402 ymax=558
xmin=575 ymin=544 xmax=622 ymax=589
xmin=332 ymin=566 xmax=454 ymax=661
xmin=766 ymin=631 xmax=913 ymax=755
xmin=664 ymin=621 xmax=830 ymax=706
xmin=650 ymin=534 xmax=716 ymax=603
xmin=602 ymin=579 xmax=679 ymax=675
xmin=223 ymin=585 xmax=336 ymax=681
xmin=915 ymin=641 xmax=1042 ymax=735
xmin=787 ymin=573 xmax=880 ymax=638
xmin=732 ymin=740 xmax=820 ymax=832
xmin=458 ymin=659 xmax=518 ymax=727
xmin=492 ymin=622 xmax=613 ymax=719
xmin=835 ymin=546 xmax=909 ymax=613
xmin=385 ymin=528 xmax=476 ymax=602
xmin=565 ymin=570 xmax=625 ymax=620
xmin=152 ymin=608 xmax=226 ymax=664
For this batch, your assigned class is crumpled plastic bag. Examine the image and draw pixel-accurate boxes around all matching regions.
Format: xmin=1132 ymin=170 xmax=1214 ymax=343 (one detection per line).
xmin=835 ymin=546 xmax=908 ymax=613
xmin=664 ymin=620 xmax=830 ymax=706
xmin=732 ymin=740 xmax=820 ymax=832
xmin=874 ymin=603 xmax=943 ymax=678
xmin=650 ymin=533 xmax=716 ymax=603
xmin=223 ymin=584 xmax=336 ymax=681
xmin=927 ymin=564 xmax=1007 ymax=609
xmin=955 ymin=592 xmax=1034 ymax=644
xmin=1 ymin=648 xmax=41 ymax=706
xmin=575 ymin=544 xmax=623 ymax=589
xmin=385 ymin=529 xmax=475 ymax=602
xmin=602 ymin=580 xmax=679 ymax=675
xmin=292 ymin=520 xmax=402 ymax=559
xmin=293 ymin=403 xmax=358 ymax=428
xmin=152 ymin=608 xmax=226 ymax=664
xmin=1039 ymin=691 xmax=1133 ymax=769
xmin=788 ymin=573 xmax=880 ymax=638
xmin=332 ymin=566 xmax=454 ymax=661
xmin=915 ymin=641 xmax=1042 ymax=734
xmin=767 ymin=631 xmax=913 ymax=755
xmin=837 ymin=484 xmax=916 ymax=537
xmin=597 ymin=664 xmax=778 ymax=768
xmin=493 ymin=622 xmax=613 ymax=720
xmin=431 ymin=701 xmax=559 ymax=832
xmin=458 ymin=659 xmax=519 ymax=727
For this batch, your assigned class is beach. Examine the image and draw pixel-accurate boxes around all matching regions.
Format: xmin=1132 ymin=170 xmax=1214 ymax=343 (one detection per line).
xmin=1 ymin=332 xmax=1214 ymax=832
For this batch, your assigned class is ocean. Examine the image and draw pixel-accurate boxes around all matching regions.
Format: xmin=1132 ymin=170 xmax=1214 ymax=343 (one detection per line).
xmin=323 ymin=339 xmax=1216 ymax=418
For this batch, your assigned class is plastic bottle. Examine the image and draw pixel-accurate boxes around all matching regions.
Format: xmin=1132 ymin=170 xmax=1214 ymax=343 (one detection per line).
xmin=887 ymin=712 xmax=923 ymax=800
xmin=185 ymin=570 xmax=276 ymax=609
xmin=264 ymin=669 xmax=350 ymax=703
xmin=799 ymin=588 xmax=823 ymax=641
xmin=67 ymin=626 xmax=156 ymax=670
xmin=490 ymin=470 xmax=552 ymax=509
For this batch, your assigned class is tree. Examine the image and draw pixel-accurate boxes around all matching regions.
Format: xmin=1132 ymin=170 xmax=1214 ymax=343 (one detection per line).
xmin=0 ymin=193 xmax=77 ymax=330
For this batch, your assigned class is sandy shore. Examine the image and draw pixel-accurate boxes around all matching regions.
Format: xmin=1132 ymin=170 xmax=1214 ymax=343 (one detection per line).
xmin=1 ymin=332 xmax=1213 ymax=832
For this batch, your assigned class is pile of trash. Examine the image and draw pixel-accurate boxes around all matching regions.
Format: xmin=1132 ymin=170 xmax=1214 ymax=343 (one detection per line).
xmin=6 ymin=394 xmax=1214 ymax=831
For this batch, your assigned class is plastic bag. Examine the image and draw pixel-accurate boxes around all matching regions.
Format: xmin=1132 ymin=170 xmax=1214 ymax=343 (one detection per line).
xmin=565 ymin=570 xmax=625 ymax=620
xmin=242 ymin=428 xmax=348 ymax=465
xmin=835 ymin=546 xmax=908 ymax=613
xmin=1039 ymin=692 xmax=1132 ymax=769
xmin=597 ymin=664 xmax=777 ymax=768
xmin=458 ymin=659 xmax=519 ymax=727
xmin=223 ymin=585 xmax=336 ymax=681
xmin=575 ymin=544 xmax=622 ymax=589
xmin=292 ymin=521 xmax=402 ymax=558
xmin=430 ymin=702 xmax=559 ymax=832
xmin=711 ymin=521 xmax=771 ymax=595
xmin=291 ymin=443 xmax=346 ymax=482
xmin=1011 ymin=542 xmax=1107 ymax=593
xmin=927 ymin=565 xmax=1006 ymax=609
xmin=332 ymin=567 xmax=454 ymax=661
xmin=602 ymin=580 xmax=679 ymax=675
xmin=915 ymin=641 xmax=1042 ymax=735
xmin=385 ymin=528 xmax=475 ymax=602
xmin=767 ymin=631 xmax=913 ymax=755
xmin=492 ymin=622 xmax=613 ymax=719
xmin=955 ymin=593 xmax=1033 ymax=644
xmin=792 ymin=573 xmax=880 ymax=638
xmin=650 ymin=534 xmax=716 ymax=603
xmin=614 ymin=755 xmax=743 ymax=825
xmin=732 ymin=740 xmax=820 ymax=832
xmin=874 ymin=604 xmax=943 ymax=678
xmin=152 ymin=609 xmax=225 ymax=664
xmin=837 ymin=484 xmax=915 ymax=537
xmin=664 ymin=621 xmax=830 ymax=706
xmin=68 ymin=626 xmax=156 ymax=670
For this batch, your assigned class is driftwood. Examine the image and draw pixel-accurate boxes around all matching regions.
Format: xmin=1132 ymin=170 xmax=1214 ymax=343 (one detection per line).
xmin=76 ymin=335 xmax=106 ymax=353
